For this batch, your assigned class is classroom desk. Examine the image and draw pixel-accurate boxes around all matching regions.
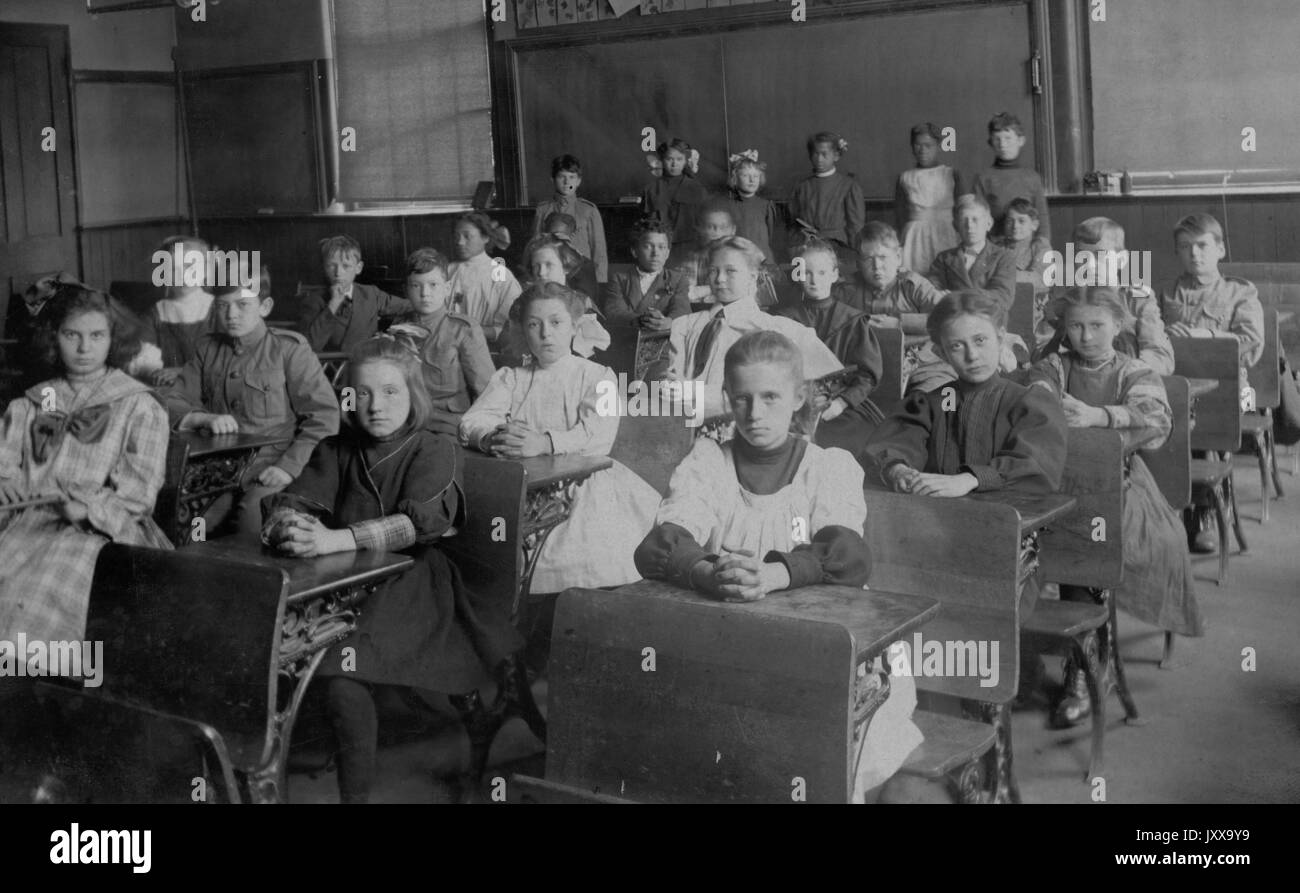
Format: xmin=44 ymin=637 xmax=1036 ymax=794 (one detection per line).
xmin=517 ymin=454 xmax=613 ymax=608
xmin=1187 ymin=378 xmax=1219 ymax=400
xmin=1119 ymin=426 xmax=1165 ymax=455
xmin=543 ymin=579 xmax=940 ymax=802
xmin=968 ymin=491 xmax=1077 ymax=592
xmin=185 ymin=538 xmax=413 ymax=802
xmin=162 ymin=431 xmax=289 ymax=546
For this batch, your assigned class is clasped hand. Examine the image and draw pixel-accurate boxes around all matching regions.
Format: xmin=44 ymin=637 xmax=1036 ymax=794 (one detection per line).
xmin=888 ymin=464 xmax=978 ymax=498
xmin=267 ymin=511 xmax=352 ymax=557
xmin=486 ymin=419 xmax=551 ymax=459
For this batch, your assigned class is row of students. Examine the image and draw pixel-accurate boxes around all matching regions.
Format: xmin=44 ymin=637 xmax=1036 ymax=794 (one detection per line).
xmin=0 ymin=270 xmax=1233 ymax=801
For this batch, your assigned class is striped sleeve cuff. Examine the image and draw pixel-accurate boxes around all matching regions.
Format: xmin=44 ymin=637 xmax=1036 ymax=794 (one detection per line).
xmin=348 ymin=514 xmax=417 ymax=552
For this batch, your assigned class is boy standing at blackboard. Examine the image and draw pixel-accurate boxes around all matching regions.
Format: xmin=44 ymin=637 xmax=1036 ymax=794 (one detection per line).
xmin=533 ymin=154 xmax=609 ymax=284
xmin=970 ymin=112 xmax=1051 ymax=242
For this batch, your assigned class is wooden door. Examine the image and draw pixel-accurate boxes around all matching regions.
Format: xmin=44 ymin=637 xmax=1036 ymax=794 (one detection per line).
xmin=0 ymin=23 xmax=78 ymax=332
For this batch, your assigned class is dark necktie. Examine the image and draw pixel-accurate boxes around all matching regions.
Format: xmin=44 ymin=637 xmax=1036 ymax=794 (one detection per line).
xmin=691 ymin=309 xmax=725 ymax=379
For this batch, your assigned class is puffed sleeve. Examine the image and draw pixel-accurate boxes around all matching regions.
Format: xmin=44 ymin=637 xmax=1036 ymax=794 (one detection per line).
xmin=837 ymin=315 xmax=883 ymax=409
xmin=546 ymin=364 xmax=619 ymax=456
xmin=459 ymin=366 xmax=516 ymax=452
xmin=279 ymin=341 xmax=342 ymax=479
xmin=962 ymin=385 xmax=1068 ymax=493
xmin=72 ymin=392 xmax=170 ymax=541
xmin=1110 ymin=363 xmax=1172 ymax=439
xmin=767 ymin=447 xmax=871 ymax=588
xmin=633 ymin=437 xmax=725 ymax=584
xmin=863 ymin=389 xmax=939 ymax=483
xmin=392 ymin=432 xmax=463 ymax=543
xmin=0 ymin=395 xmax=32 ymax=479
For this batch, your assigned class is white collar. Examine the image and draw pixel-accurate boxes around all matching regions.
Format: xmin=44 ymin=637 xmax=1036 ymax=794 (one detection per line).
xmin=815 ymin=168 xmax=838 ymax=178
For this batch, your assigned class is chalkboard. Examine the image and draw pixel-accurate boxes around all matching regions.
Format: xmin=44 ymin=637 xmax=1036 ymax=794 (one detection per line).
xmin=1090 ymin=0 xmax=1300 ymax=183
xmin=182 ymin=64 xmax=324 ymax=216
xmin=76 ymin=81 xmax=184 ymax=225
xmin=514 ymin=3 xmax=1036 ymax=204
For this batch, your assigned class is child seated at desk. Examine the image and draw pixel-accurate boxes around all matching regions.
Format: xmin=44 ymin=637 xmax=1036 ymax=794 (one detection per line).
xmin=1025 ymin=287 xmax=1203 ymax=726
xmin=600 ymin=218 xmax=692 ymax=331
xmin=1160 ymin=212 xmax=1264 ymax=552
xmin=449 ymin=212 xmax=523 ymax=345
xmin=666 ymin=237 xmax=842 ymax=417
xmin=1036 ymin=217 xmax=1173 ymax=374
xmin=164 ymin=284 xmax=340 ymax=541
xmin=392 ymin=247 xmax=494 ymax=437
xmin=927 ymin=194 xmax=1017 ymax=312
xmin=864 ymin=290 xmax=1067 ymax=499
xmin=262 ymin=335 xmax=520 ymax=804
xmin=0 ymin=283 xmax=172 ymax=644
xmin=994 ymin=198 xmax=1052 ymax=282
xmin=773 ymin=239 xmax=884 ymax=461
xmin=838 ymin=222 xmax=954 ymax=393
xmin=299 ymin=235 xmax=410 ymax=353
xmin=459 ymin=282 xmax=660 ymax=596
xmin=517 ymin=234 xmax=610 ymax=361
xmin=634 ymin=330 xmax=924 ymax=801
xmin=672 ymin=202 xmax=781 ymax=310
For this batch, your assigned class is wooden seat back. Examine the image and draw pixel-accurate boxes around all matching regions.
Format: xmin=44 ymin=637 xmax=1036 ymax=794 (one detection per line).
xmin=862 ymin=490 xmax=1020 ymax=703
xmin=608 ymin=412 xmax=696 ymax=496
xmin=1039 ymin=429 xmax=1125 ymax=590
xmin=548 ymin=583 xmax=870 ymax=803
xmin=872 ymin=326 xmax=906 ymax=416
xmin=1143 ymin=376 xmax=1192 ymax=510
xmin=1008 ymin=278 xmax=1037 ymax=349
xmin=84 ymin=543 xmax=287 ymax=773
xmin=443 ymin=451 xmax=527 ymax=621
xmin=1171 ymin=336 xmax=1241 ymax=451
xmin=1246 ymin=308 xmax=1281 ymax=410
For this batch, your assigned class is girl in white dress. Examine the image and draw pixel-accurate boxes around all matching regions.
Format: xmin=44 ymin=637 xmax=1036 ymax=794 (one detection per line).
xmin=460 ymin=282 xmax=660 ymax=595
xmin=448 ymin=212 xmax=522 ymax=344
xmin=895 ymin=123 xmax=962 ymax=276
xmin=634 ymin=330 xmax=924 ymax=801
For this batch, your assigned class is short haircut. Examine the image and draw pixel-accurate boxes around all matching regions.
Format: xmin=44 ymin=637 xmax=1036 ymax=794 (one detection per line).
xmin=1073 ymin=216 xmax=1124 ymax=248
xmin=988 ymin=112 xmax=1024 ymax=136
xmin=320 ymin=234 xmax=362 ymax=263
xmin=542 ymin=211 xmax=577 ymax=234
xmin=705 ymin=236 xmax=765 ymax=273
xmin=1173 ymin=213 xmax=1224 ymax=245
xmin=724 ymin=330 xmax=804 ymax=386
xmin=630 ymin=216 xmax=671 ymax=245
xmin=910 ymin=122 xmax=943 ymax=143
xmin=696 ymin=199 xmax=737 ymax=228
xmin=551 ymin=154 xmax=582 ymax=177
xmin=41 ymin=283 xmax=143 ymax=373
xmin=1004 ymin=198 xmax=1039 ymax=221
xmin=797 ymin=237 xmax=840 ymax=270
xmin=515 ymin=280 xmax=587 ymax=323
xmin=926 ymin=290 xmax=1007 ymax=344
xmin=346 ymin=335 xmax=432 ymax=432
xmin=858 ymin=221 xmax=901 ymax=251
xmin=405 ymin=247 xmax=450 ymax=278
xmin=1050 ymin=286 xmax=1135 ymax=332
xmin=807 ymin=131 xmax=845 ymax=154
xmin=953 ymin=193 xmax=992 ymax=218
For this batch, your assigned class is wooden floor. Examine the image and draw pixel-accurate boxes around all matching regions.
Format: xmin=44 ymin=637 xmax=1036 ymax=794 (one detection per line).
xmin=281 ymin=449 xmax=1300 ymax=805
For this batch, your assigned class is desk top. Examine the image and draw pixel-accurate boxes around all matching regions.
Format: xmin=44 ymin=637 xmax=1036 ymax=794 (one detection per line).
xmin=608 ymin=579 xmax=939 ymax=664
xmin=176 ymin=431 xmax=289 ymax=457
xmin=967 ymin=491 xmax=1077 ymax=532
xmin=518 ymin=454 xmax=613 ymax=490
xmin=187 ymin=539 xmax=413 ymax=603
xmin=1187 ymin=378 xmax=1219 ymax=399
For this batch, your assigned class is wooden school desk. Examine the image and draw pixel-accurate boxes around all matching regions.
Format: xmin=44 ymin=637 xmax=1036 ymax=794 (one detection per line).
xmin=517 ymin=580 xmax=940 ymax=804
xmin=31 ymin=541 xmax=411 ymax=803
xmin=155 ymin=430 xmax=290 ymax=547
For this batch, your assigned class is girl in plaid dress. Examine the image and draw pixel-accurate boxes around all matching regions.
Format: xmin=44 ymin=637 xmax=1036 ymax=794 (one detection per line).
xmin=0 ymin=285 xmax=172 ymax=644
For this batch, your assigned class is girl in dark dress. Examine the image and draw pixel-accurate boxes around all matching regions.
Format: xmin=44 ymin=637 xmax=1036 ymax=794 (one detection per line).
xmin=262 ymin=334 xmax=520 ymax=803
